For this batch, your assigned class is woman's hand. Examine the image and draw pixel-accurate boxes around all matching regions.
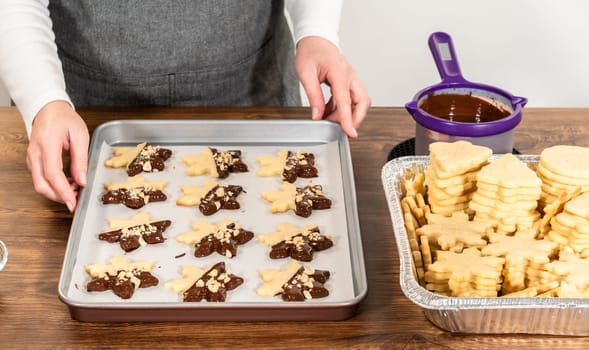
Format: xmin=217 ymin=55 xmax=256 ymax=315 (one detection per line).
xmin=26 ymin=100 xmax=89 ymax=212
xmin=295 ymin=36 xmax=371 ymax=138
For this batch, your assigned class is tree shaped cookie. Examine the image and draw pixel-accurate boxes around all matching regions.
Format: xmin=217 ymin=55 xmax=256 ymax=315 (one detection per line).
xmin=176 ymin=179 xmax=243 ymax=216
xmin=257 ymin=150 xmax=318 ymax=183
xmin=257 ymin=261 xmax=330 ymax=301
xmin=102 ymin=175 xmax=167 ymax=209
xmin=85 ymin=256 xmax=158 ymax=299
xmin=176 ymin=219 xmax=254 ymax=258
xmin=105 ymin=142 xmax=172 ymax=176
xmin=261 ymin=181 xmax=331 ymax=217
xmin=98 ymin=212 xmax=171 ymax=252
xmin=182 ymin=147 xmax=248 ymax=178
xmin=165 ymin=262 xmax=244 ymax=302
xmin=258 ymin=222 xmax=333 ymax=262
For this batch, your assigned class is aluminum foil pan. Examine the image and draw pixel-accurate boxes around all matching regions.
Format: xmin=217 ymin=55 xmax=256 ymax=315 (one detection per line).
xmin=382 ymin=155 xmax=589 ymax=335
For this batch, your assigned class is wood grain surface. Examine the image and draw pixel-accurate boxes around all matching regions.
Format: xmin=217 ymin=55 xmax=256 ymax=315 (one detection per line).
xmin=1 ymin=106 xmax=589 ymax=349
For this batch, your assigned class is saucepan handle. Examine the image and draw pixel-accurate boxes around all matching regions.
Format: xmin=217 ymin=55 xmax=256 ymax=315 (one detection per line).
xmin=428 ymin=32 xmax=468 ymax=84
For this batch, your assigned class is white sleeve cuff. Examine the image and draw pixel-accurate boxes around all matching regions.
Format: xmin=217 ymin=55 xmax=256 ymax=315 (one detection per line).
xmin=20 ymin=92 xmax=73 ymax=137
xmin=285 ymin=0 xmax=342 ymax=48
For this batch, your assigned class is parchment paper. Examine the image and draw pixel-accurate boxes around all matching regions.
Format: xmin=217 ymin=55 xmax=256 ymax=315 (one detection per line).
xmin=65 ymin=142 xmax=355 ymax=304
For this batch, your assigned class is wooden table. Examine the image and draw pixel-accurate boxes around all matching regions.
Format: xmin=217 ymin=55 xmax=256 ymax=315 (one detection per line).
xmin=1 ymin=106 xmax=588 ymax=349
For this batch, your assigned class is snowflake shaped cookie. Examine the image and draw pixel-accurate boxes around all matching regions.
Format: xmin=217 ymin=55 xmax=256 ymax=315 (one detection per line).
xmin=182 ymin=147 xmax=248 ymax=178
xmin=176 ymin=179 xmax=243 ymax=216
xmin=105 ymin=142 xmax=172 ymax=176
xmin=165 ymin=262 xmax=243 ymax=302
xmin=257 ymin=150 xmax=318 ymax=183
xmin=176 ymin=219 xmax=254 ymax=258
xmin=102 ymin=175 xmax=167 ymax=209
xmin=261 ymin=181 xmax=331 ymax=217
xmin=258 ymin=223 xmax=333 ymax=261
xmin=257 ymin=261 xmax=330 ymax=301
xmin=85 ymin=256 xmax=159 ymax=299
xmin=98 ymin=212 xmax=171 ymax=252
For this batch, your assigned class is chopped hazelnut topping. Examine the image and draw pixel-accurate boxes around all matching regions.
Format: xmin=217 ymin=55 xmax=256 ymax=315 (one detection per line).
xmin=142 ymin=161 xmax=152 ymax=172
xmin=206 ymin=278 xmax=221 ymax=293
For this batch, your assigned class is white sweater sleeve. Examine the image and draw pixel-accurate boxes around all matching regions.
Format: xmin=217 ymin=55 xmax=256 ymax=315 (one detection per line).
xmin=0 ymin=0 xmax=72 ymax=137
xmin=285 ymin=0 xmax=342 ymax=47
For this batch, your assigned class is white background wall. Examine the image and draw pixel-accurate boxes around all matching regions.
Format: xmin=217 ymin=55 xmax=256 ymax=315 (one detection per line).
xmin=339 ymin=0 xmax=589 ymax=108
xmin=2 ymin=1 xmax=589 ymax=108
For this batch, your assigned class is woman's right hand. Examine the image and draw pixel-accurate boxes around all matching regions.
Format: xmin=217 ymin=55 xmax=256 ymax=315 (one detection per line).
xmin=26 ymin=100 xmax=89 ymax=212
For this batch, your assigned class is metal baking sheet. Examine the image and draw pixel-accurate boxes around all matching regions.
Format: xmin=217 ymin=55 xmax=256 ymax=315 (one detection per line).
xmin=382 ymin=155 xmax=589 ymax=335
xmin=58 ymin=120 xmax=367 ymax=322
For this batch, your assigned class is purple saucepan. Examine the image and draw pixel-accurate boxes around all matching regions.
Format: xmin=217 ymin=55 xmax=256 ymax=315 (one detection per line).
xmin=405 ymin=32 xmax=527 ymax=154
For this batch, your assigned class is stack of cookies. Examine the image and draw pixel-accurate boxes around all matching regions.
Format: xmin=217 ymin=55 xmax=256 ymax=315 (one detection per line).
xmin=425 ymin=248 xmax=504 ymax=297
xmin=469 ymin=154 xmax=542 ymax=234
xmin=482 ymin=229 xmax=558 ymax=295
xmin=537 ymin=145 xmax=589 ymax=209
xmin=425 ymin=141 xmax=492 ymax=215
xmin=546 ymin=192 xmax=589 ymax=257
xmin=397 ymin=140 xmax=589 ymax=298
xmin=545 ymin=248 xmax=589 ymax=297
xmin=523 ymin=258 xmax=560 ymax=296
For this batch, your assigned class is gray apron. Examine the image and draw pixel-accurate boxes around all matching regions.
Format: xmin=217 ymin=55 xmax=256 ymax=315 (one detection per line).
xmin=48 ymin=0 xmax=301 ymax=107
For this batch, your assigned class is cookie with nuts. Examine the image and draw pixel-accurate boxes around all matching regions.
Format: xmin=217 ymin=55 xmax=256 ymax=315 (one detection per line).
xmin=182 ymin=147 xmax=248 ymax=178
xmin=176 ymin=179 xmax=243 ymax=216
xmin=102 ymin=175 xmax=168 ymax=209
xmin=85 ymin=256 xmax=159 ymax=299
xmin=165 ymin=262 xmax=244 ymax=302
xmin=105 ymin=142 xmax=172 ymax=176
xmin=258 ymin=222 xmax=333 ymax=262
xmin=176 ymin=219 xmax=254 ymax=258
xmin=257 ymin=150 xmax=318 ymax=183
xmin=98 ymin=212 xmax=171 ymax=252
xmin=257 ymin=261 xmax=330 ymax=301
xmin=261 ymin=181 xmax=331 ymax=217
